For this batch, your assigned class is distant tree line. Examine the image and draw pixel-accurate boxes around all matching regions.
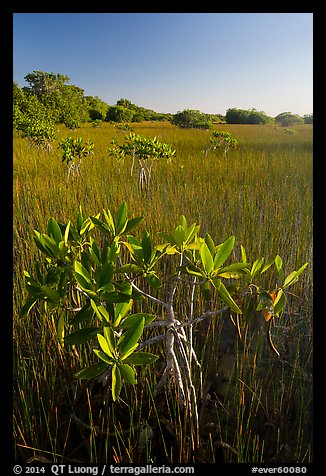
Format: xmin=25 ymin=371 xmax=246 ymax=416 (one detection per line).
xmin=225 ymin=108 xmax=313 ymax=127
xmin=107 ymin=98 xmax=172 ymax=123
xmin=13 ymin=71 xmax=173 ymax=132
xmin=13 ymin=70 xmax=313 ymax=132
xmin=170 ymin=108 xmax=312 ymax=129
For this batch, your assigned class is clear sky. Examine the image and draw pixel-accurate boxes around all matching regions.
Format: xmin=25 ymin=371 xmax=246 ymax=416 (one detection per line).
xmin=13 ymin=13 xmax=313 ymax=117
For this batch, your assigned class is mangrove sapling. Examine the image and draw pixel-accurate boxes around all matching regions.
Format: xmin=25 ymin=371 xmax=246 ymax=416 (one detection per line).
xmin=108 ymin=133 xmax=176 ymax=192
xmin=114 ymin=123 xmax=134 ymax=133
xmin=59 ymin=137 xmax=94 ymax=183
xmin=20 ymin=203 xmax=308 ymax=451
xmin=205 ymin=131 xmax=238 ymax=158
xmin=64 ymin=117 xmax=81 ymax=130
xmin=91 ymin=119 xmax=103 ymax=128
xmin=16 ymin=116 xmax=57 ymax=152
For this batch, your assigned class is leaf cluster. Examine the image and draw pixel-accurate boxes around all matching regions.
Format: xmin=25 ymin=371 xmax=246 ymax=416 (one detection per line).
xmin=207 ymin=131 xmax=238 ymax=157
xmin=21 ymin=203 xmax=308 ymax=401
xmin=59 ymin=137 xmax=94 ymax=165
xmin=109 ymin=133 xmax=176 ymax=164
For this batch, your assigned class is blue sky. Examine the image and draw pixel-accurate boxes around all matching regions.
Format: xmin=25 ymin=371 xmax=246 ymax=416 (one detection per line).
xmin=13 ymin=13 xmax=313 ymax=117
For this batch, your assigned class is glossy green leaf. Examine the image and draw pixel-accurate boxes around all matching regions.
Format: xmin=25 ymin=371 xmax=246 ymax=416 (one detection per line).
xmin=76 ymin=206 xmax=84 ymax=232
xmin=118 ymin=316 xmax=145 ymax=356
xmin=20 ymin=298 xmax=38 ymax=318
xmin=114 ymin=300 xmax=133 ymax=322
xmin=66 ymin=222 xmax=80 ymax=242
xmin=74 ymin=361 xmax=107 ymax=380
xmin=33 ymin=231 xmax=50 ymax=255
xmin=273 ymin=289 xmax=287 ymax=315
xmin=179 ymin=215 xmax=187 ymax=229
xmin=184 ymin=223 xmax=200 ymax=245
xmin=75 ymin=272 xmax=92 ymax=291
xmin=98 ymin=262 xmax=114 ymax=288
xmin=213 ymin=236 xmax=235 ymax=269
xmin=274 ymin=255 xmax=284 ymax=281
xmin=118 ymin=263 xmax=141 ymax=274
xmin=57 ymin=312 xmax=65 ymax=347
xmin=64 ymin=221 xmax=71 ymax=245
xmin=123 ymin=352 xmax=159 ymax=365
xmin=84 ymin=289 xmax=99 ymax=300
xmin=212 ymin=278 xmax=242 ymax=314
xmin=216 ymin=262 xmax=249 ymax=278
xmin=47 ymin=217 xmax=63 ymax=244
xmin=127 ymin=235 xmax=142 ymax=249
xmin=204 ymin=233 xmax=215 ymax=256
xmin=121 ymin=313 xmax=156 ymax=329
xmin=103 ymin=326 xmax=116 ymax=356
xmin=58 ymin=241 xmax=68 ymax=255
xmin=103 ymin=209 xmax=115 ymax=235
xmin=185 ymin=242 xmax=199 ymax=251
xmin=250 ymin=257 xmax=264 ymax=279
xmin=200 ymin=243 xmax=214 ymax=275
xmin=65 ymin=327 xmax=101 ymax=345
xmin=274 ymin=255 xmax=282 ymax=272
xmin=90 ymin=300 xmax=111 ymax=323
xmin=165 ymin=244 xmax=178 ymax=254
xmin=89 ymin=216 xmax=111 ymax=234
xmin=79 ymin=217 xmax=92 ymax=235
xmin=97 ymin=333 xmax=115 ymax=358
xmin=112 ymin=364 xmax=122 ymax=401
xmin=158 ymin=232 xmax=176 ymax=245
xmin=116 ymin=202 xmax=128 ymax=235
xmin=93 ymin=349 xmax=114 ymax=365
xmin=173 ymin=225 xmax=186 ymax=246
xmin=100 ymin=291 xmax=131 ymax=303
xmin=261 ymin=259 xmax=275 ymax=274
xmin=115 ymin=279 xmax=133 ymax=297
xmin=90 ymin=238 xmax=101 ymax=262
xmin=217 ymin=271 xmax=241 ymax=279
xmin=41 ymin=234 xmax=60 ymax=256
xmin=184 ymin=264 xmax=206 ymax=278
xmin=74 ymin=262 xmax=92 ymax=287
xmin=118 ymin=363 xmax=137 ymax=384
xmin=283 ymin=263 xmax=308 ymax=288
xmin=120 ymin=343 xmax=139 ymax=360
xmin=70 ymin=304 xmax=94 ymax=325
xmin=123 ymin=240 xmax=143 ymax=266
xmin=240 ymin=245 xmax=247 ymax=264
xmin=40 ymin=286 xmax=61 ymax=304
xmin=124 ymin=216 xmax=144 ymax=234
